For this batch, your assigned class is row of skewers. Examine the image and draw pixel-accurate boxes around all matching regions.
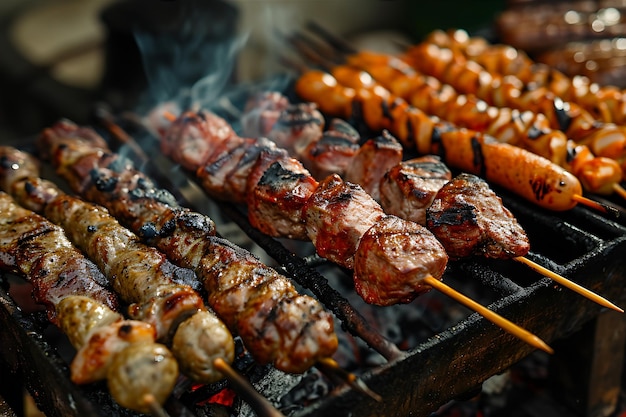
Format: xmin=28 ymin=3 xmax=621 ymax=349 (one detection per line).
xmin=2 ymin=24 xmax=625 ymax=417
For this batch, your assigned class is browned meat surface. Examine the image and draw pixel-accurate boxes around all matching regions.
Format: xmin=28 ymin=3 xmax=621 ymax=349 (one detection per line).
xmin=37 ymin=122 xmax=339 ymax=374
xmin=197 ymin=136 xmax=280 ymax=204
xmin=344 ymin=130 xmax=403 ymax=201
xmin=241 ymin=91 xmax=290 ymax=138
xmin=0 ymin=192 xmax=118 ymax=324
xmin=162 ymin=110 xmax=239 ymax=171
xmin=354 ymin=215 xmax=448 ymax=306
xmin=248 ymin=159 xmax=319 ymax=240
xmin=426 ymin=173 xmax=530 ymax=259
xmin=379 ymin=155 xmax=452 ymax=225
xmin=199 ymin=236 xmax=338 ymax=373
xmin=242 ymin=92 xmax=324 ymax=159
xmin=304 ymin=118 xmax=360 ymax=178
xmin=303 ymin=174 xmax=385 ymax=269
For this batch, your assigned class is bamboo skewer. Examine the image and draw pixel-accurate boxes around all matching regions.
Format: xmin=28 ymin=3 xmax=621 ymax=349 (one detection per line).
xmin=422 ymin=276 xmax=553 ymax=354
xmin=213 ymin=358 xmax=287 ymax=417
xmin=288 ymin=24 xmax=626 ymax=216
xmin=144 ymin=395 xmax=171 ymax=417
xmin=513 ymin=257 xmax=624 ymax=313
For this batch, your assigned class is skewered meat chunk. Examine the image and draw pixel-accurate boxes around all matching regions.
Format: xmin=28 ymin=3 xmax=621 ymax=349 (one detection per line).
xmin=344 ymin=129 xmax=403 ymax=201
xmin=162 ymin=109 xmax=239 ymax=171
xmin=379 ymin=155 xmax=452 ymax=225
xmin=242 ymin=92 xmax=325 ymax=158
xmin=354 ymin=215 xmax=448 ymax=306
xmin=304 ymin=118 xmax=360 ymax=178
xmin=38 ymin=120 xmax=339 ymax=374
xmin=248 ymin=158 xmax=319 ymax=240
xmin=198 ymin=236 xmax=338 ymax=373
xmin=427 ymin=173 xmax=530 ymax=259
xmin=303 ymin=174 xmax=385 ymax=269
xmin=241 ymin=90 xmax=290 ymax=138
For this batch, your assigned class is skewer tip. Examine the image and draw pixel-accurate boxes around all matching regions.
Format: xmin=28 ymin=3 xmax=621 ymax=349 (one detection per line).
xmin=422 ymin=276 xmax=554 ymax=354
xmin=572 ymin=193 xmax=621 ymax=218
xmin=316 ymin=357 xmax=383 ymax=402
xmin=514 ymin=257 xmax=624 ymax=313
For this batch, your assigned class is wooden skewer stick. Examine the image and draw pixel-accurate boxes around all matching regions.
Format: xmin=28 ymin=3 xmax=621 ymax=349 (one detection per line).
xmin=513 ymin=256 xmax=623 ymax=313
xmin=143 ymin=394 xmax=171 ymax=417
xmin=213 ymin=358 xmax=286 ymax=417
xmin=613 ymin=183 xmax=626 ymax=201
xmin=422 ymin=276 xmax=554 ymax=354
xmin=316 ymin=357 xmax=383 ymax=402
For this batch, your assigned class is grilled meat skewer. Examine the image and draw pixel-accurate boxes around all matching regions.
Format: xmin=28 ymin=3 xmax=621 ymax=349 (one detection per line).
xmin=0 ymin=192 xmax=178 ymax=413
xmin=37 ymin=119 xmax=339 ymax=374
xmin=0 ymin=146 xmax=235 ymax=383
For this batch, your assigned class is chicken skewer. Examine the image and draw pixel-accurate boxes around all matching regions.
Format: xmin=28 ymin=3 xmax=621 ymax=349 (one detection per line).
xmin=0 ymin=190 xmax=178 ymax=414
xmin=35 ymin=119 xmax=341 ymax=374
xmin=238 ymin=92 xmax=622 ymax=313
xmin=0 ymin=145 xmax=235 ymax=384
xmin=148 ymin=107 xmax=554 ymax=353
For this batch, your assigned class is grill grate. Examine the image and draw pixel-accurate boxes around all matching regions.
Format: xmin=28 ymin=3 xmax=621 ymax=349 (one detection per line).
xmin=0 ymin=127 xmax=625 ymax=417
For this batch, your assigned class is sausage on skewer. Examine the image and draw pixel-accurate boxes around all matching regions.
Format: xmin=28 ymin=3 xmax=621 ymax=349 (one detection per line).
xmin=0 ymin=192 xmax=178 ymax=413
xmin=36 ymin=120 xmax=339 ymax=374
xmin=0 ymin=146 xmax=235 ymax=383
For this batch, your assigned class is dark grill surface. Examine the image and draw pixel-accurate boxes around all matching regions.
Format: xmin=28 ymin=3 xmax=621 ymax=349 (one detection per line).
xmin=0 ymin=131 xmax=625 ymax=417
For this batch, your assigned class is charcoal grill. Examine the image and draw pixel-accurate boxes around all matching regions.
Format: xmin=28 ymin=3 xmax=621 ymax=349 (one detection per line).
xmin=1 ymin=111 xmax=626 ymax=417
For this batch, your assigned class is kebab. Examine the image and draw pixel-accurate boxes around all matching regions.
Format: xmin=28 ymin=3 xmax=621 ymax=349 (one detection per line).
xmin=143 ymin=105 xmax=557 ymax=354
xmin=0 ymin=145 xmax=235 ymax=384
xmin=293 ymin=68 xmax=623 ymax=216
xmin=423 ymin=28 xmax=626 ymax=126
xmin=333 ymin=53 xmax=626 ymax=199
xmin=35 ymin=119 xmax=340 ymax=375
xmin=237 ymin=90 xmax=622 ymax=313
xmin=402 ymin=40 xmax=626 ymax=175
xmin=0 ymin=191 xmax=178 ymax=414
xmin=285 ymin=27 xmax=626 ymax=203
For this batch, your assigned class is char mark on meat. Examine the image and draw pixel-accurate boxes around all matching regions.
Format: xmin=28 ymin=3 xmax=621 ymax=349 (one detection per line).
xmin=426 ymin=173 xmax=530 ymax=259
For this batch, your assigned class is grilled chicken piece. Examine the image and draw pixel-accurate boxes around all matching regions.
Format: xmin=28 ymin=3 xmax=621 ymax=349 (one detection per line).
xmin=354 ymin=215 xmax=448 ymax=306
xmin=379 ymin=155 xmax=452 ymax=225
xmin=304 ymin=118 xmax=360 ymax=178
xmin=248 ymin=158 xmax=319 ymax=240
xmin=303 ymin=174 xmax=385 ymax=269
xmin=427 ymin=173 xmax=530 ymax=259
xmin=344 ymin=130 xmax=403 ymax=201
xmin=38 ymin=120 xmax=339 ymax=374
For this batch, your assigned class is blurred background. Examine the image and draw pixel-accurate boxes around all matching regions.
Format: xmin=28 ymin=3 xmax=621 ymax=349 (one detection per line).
xmin=0 ymin=0 xmax=507 ymax=140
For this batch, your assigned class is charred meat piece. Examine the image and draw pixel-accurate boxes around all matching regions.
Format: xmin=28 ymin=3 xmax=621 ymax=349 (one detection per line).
xmin=354 ymin=215 xmax=448 ymax=306
xmin=426 ymin=173 xmax=530 ymax=259
xmin=38 ymin=121 xmax=339 ymax=374
xmin=304 ymin=118 xmax=360 ymax=178
xmin=161 ymin=109 xmax=239 ymax=171
xmin=303 ymin=174 xmax=385 ymax=269
xmin=344 ymin=129 xmax=403 ymax=201
xmin=242 ymin=92 xmax=325 ymax=159
xmin=248 ymin=158 xmax=319 ymax=240
xmin=197 ymin=136 xmax=281 ymax=204
xmin=379 ymin=155 xmax=452 ymax=225
xmin=241 ymin=91 xmax=290 ymax=138
xmin=199 ymin=237 xmax=338 ymax=373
